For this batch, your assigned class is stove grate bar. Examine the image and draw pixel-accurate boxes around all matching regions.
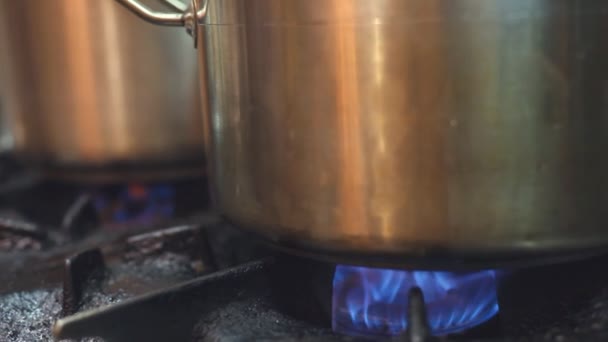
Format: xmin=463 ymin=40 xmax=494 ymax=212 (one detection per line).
xmin=62 ymin=248 xmax=106 ymax=316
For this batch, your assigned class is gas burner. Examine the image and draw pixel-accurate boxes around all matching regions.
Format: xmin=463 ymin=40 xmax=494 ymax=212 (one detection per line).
xmin=332 ymin=266 xmax=499 ymax=336
xmin=92 ymin=183 xmax=176 ymax=228
xmin=0 ymin=177 xmax=209 ymax=241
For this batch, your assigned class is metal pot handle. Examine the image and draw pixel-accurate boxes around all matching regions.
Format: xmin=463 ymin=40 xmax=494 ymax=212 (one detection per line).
xmin=116 ymin=0 xmax=208 ymax=46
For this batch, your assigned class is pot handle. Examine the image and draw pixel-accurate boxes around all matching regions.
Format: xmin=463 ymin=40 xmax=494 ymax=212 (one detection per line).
xmin=115 ymin=0 xmax=207 ymax=46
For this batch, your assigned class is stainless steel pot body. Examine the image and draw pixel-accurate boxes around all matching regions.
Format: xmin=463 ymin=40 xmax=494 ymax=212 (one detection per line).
xmin=0 ymin=0 xmax=205 ymax=182
xmin=119 ymin=0 xmax=608 ymax=268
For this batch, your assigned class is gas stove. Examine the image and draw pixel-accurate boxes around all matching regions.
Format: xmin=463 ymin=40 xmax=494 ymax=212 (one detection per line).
xmin=2 ymin=156 xmax=608 ymax=341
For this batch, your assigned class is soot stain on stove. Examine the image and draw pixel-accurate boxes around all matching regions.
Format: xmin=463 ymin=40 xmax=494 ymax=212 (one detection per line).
xmin=190 ymin=293 xmax=333 ymax=341
xmin=0 ymin=288 xmax=61 ymax=342
xmin=89 ymin=253 xmax=199 ymax=308
xmin=0 ymin=249 xmax=203 ymax=341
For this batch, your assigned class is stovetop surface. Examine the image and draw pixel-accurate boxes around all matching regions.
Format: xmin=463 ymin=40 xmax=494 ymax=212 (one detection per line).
xmin=1 ymin=155 xmax=608 ymax=341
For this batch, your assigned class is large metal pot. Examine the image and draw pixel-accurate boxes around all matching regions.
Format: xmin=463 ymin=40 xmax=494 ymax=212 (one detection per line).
xmin=0 ymin=0 xmax=205 ymax=182
xmin=117 ymin=0 xmax=608 ymax=268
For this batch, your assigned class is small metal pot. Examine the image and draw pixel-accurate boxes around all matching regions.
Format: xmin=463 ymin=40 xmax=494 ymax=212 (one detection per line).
xmin=0 ymin=0 xmax=205 ymax=182
xmin=116 ymin=0 xmax=608 ymax=268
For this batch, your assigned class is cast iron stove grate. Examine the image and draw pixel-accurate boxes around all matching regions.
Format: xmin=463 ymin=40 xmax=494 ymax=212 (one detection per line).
xmin=48 ymin=236 xmax=608 ymax=342
xmin=6 ymin=221 xmax=608 ymax=342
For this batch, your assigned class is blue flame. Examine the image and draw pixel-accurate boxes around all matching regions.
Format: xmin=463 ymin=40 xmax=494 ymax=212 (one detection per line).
xmin=332 ymin=265 xmax=499 ymax=336
xmin=93 ymin=184 xmax=175 ymax=227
